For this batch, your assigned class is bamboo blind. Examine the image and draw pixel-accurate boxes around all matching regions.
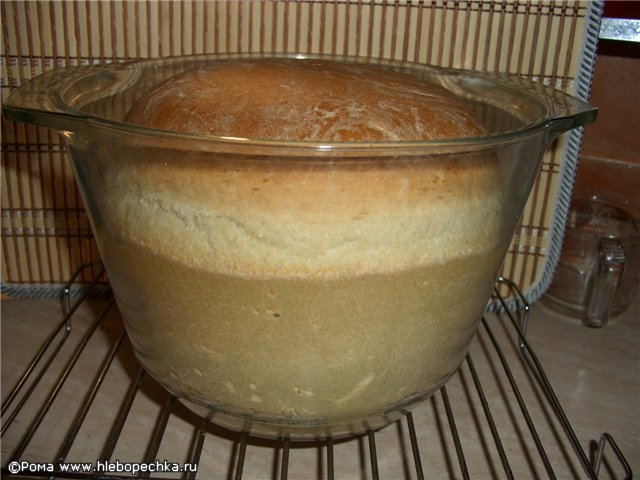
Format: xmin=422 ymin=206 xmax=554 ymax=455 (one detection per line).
xmin=1 ymin=0 xmax=602 ymax=303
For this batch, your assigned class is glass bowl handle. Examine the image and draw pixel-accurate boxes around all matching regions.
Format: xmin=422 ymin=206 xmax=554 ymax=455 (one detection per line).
xmin=2 ymin=65 xmax=115 ymax=132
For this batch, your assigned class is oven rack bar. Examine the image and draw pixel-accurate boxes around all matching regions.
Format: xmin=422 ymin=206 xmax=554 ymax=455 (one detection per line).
xmin=0 ymin=263 xmax=632 ymax=479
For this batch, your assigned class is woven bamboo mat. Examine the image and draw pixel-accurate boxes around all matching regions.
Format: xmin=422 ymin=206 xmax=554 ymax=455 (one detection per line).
xmin=1 ymin=0 xmax=602 ymax=304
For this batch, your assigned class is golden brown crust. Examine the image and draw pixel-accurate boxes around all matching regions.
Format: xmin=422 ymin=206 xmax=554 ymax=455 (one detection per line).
xmin=125 ymin=59 xmax=485 ymax=142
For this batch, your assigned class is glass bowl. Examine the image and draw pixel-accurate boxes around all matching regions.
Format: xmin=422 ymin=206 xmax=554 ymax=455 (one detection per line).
xmin=3 ymin=53 xmax=596 ymax=439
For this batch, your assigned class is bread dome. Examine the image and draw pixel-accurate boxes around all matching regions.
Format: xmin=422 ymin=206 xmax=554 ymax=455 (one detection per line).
xmin=125 ymin=59 xmax=485 ymax=142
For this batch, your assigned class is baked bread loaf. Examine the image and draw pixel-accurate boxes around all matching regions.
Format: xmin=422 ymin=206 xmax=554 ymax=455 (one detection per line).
xmin=119 ymin=59 xmax=497 ymax=277
xmin=97 ymin=59 xmax=507 ymax=437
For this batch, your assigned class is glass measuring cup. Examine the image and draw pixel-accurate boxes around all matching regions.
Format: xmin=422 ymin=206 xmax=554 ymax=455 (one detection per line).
xmin=544 ymin=192 xmax=640 ymax=327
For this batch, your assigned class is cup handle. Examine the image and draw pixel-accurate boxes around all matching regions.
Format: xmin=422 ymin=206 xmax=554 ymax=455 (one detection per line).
xmin=585 ymin=241 xmax=625 ymax=328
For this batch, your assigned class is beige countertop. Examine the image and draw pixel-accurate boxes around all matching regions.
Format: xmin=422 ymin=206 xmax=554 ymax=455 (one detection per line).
xmin=1 ymin=290 xmax=638 ymax=479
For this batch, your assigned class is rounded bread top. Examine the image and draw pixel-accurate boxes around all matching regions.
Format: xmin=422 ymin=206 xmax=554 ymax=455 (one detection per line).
xmin=125 ymin=59 xmax=485 ymax=142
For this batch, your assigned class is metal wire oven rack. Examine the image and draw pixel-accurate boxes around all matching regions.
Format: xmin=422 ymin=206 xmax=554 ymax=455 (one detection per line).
xmin=1 ymin=264 xmax=633 ymax=480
